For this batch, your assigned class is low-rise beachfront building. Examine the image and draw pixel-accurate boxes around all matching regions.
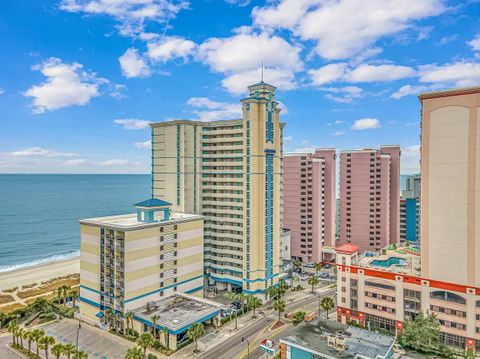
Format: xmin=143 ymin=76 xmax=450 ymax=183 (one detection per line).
xmin=78 ymin=198 xmax=204 ymax=330
xmin=335 ymin=243 xmax=479 ymax=352
xmin=280 ymin=318 xmax=395 ymax=359
xmin=130 ymin=293 xmax=222 ymax=350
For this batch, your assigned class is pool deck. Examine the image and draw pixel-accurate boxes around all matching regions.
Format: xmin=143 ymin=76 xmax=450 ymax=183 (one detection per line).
xmin=355 ymin=248 xmax=421 ymax=276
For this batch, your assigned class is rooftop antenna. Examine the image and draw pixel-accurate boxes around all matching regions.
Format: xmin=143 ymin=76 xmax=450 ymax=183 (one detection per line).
xmin=261 ymin=60 xmax=264 ymax=82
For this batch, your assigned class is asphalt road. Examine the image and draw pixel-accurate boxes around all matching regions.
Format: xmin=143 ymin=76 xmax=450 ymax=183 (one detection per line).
xmin=197 ymin=288 xmax=336 ymax=359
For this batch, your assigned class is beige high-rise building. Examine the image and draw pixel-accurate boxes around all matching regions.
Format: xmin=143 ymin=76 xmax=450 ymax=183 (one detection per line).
xmin=420 ymin=87 xmax=480 ymax=287
xmin=150 ymin=82 xmax=284 ymax=295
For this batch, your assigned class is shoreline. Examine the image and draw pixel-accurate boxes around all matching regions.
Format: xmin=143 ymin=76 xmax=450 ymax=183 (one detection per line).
xmin=0 ymin=257 xmax=80 ymax=292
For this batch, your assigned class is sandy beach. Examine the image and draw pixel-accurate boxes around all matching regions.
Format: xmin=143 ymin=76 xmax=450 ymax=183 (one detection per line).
xmin=0 ymin=257 xmax=80 ymax=292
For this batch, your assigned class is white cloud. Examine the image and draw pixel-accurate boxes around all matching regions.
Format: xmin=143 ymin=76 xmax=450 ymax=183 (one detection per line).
xmin=64 ymin=159 xmax=86 ymax=166
xmin=24 ymin=58 xmax=101 ymax=113
xmin=322 ymin=86 xmax=363 ymax=103
xmin=468 ymin=34 xmax=480 ymax=52
xmin=134 ymin=140 xmax=151 ymax=149
xmin=438 ymin=34 xmax=458 ymax=46
xmin=345 ymin=64 xmax=415 ymax=83
xmin=197 ymin=32 xmax=302 ymax=94
xmin=404 ymin=122 xmax=419 ymax=127
xmin=331 ymin=131 xmax=345 ymax=136
xmin=97 ymin=159 xmax=129 ymax=166
xmin=60 ymin=0 xmax=189 ymax=37
xmin=253 ymin=0 xmax=445 ymax=60
xmin=221 ymin=67 xmax=297 ymax=95
xmin=147 ymin=36 xmax=196 ymax=62
xmin=308 ymin=63 xmax=347 ymax=86
xmin=351 ymin=118 xmax=381 ymax=130
xmin=391 ymin=84 xmax=429 ymax=99
xmin=401 ymin=144 xmax=420 ymax=174
xmin=11 ymin=147 xmax=76 ymax=157
xmin=197 ymin=33 xmax=302 ymax=74
xmin=335 ymin=120 xmax=344 ymax=125
xmin=0 ymin=88 xmax=4 ymax=95
xmin=419 ymin=62 xmax=480 ymax=87
xmin=119 ymin=48 xmax=151 ymax=78
xmin=284 ymin=135 xmax=292 ymax=142
xmin=186 ymin=97 xmax=242 ymax=122
xmin=225 ymin=0 xmax=252 ymax=6
xmin=114 ymin=119 xmax=151 ymax=130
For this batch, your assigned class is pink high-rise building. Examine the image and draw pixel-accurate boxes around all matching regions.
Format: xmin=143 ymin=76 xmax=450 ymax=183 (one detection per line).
xmin=339 ymin=146 xmax=400 ymax=251
xmin=283 ymin=149 xmax=336 ymax=263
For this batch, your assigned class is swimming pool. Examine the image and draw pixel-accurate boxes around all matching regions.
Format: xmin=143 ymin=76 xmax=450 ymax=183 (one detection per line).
xmin=370 ymin=257 xmax=406 ymax=267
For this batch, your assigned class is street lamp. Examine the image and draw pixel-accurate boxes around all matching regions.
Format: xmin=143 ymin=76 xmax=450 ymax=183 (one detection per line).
xmin=76 ymin=320 xmax=82 ymax=351
xmin=241 ymin=337 xmax=250 ymax=359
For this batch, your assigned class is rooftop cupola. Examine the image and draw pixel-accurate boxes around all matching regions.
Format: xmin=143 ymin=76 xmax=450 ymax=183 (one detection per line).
xmin=134 ymin=198 xmax=172 ymax=223
xmin=247 ymin=81 xmax=276 ymax=100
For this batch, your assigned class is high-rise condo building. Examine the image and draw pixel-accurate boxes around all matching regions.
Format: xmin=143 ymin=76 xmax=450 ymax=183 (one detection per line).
xmin=283 ymin=149 xmax=336 ymax=263
xmin=403 ymin=174 xmax=421 ymax=199
xmin=79 ymin=199 xmax=204 ymax=329
xmin=399 ymin=197 xmax=420 ymax=243
xmin=150 ymin=82 xmax=284 ymax=295
xmin=335 ymin=87 xmax=480 ymax=352
xmin=339 ymin=146 xmax=400 ymax=251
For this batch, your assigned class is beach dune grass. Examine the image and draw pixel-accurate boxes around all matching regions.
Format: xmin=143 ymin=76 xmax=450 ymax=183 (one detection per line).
xmin=0 ymin=294 xmax=15 ymax=304
xmin=17 ymin=277 xmax=79 ymax=299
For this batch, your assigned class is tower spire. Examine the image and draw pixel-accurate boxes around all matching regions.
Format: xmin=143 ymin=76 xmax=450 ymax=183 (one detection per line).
xmin=261 ymin=60 xmax=264 ymax=82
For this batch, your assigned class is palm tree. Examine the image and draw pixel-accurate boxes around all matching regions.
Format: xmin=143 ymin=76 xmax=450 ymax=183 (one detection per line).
xmin=223 ymin=292 xmax=238 ymax=330
xmin=57 ymin=287 xmax=63 ymax=304
xmin=246 ymin=295 xmax=262 ymax=318
xmin=31 ymin=328 xmax=45 ymax=358
xmin=39 ymin=335 xmax=55 ymax=359
xmin=292 ymin=259 xmax=302 ymax=272
xmin=187 ymin=323 xmax=205 ymax=353
xmin=17 ymin=327 xmax=25 ymax=348
xmin=25 ymin=330 xmax=34 ymax=354
xmin=51 ymin=343 xmax=64 ymax=359
xmin=62 ymin=285 xmax=71 ymax=304
xmin=104 ymin=308 xmax=114 ymax=330
xmin=320 ymin=297 xmax=335 ymax=319
xmin=292 ymin=311 xmax=306 ymax=326
xmin=124 ymin=311 xmax=134 ymax=335
xmin=235 ymin=293 xmax=246 ymax=315
xmin=7 ymin=321 xmax=18 ymax=345
xmin=150 ymin=314 xmax=160 ymax=339
xmin=63 ymin=343 xmax=76 ymax=359
xmin=73 ymin=349 xmax=88 ymax=359
xmin=308 ymin=276 xmax=319 ymax=294
xmin=136 ymin=332 xmax=154 ymax=358
xmin=69 ymin=289 xmax=79 ymax=307
xmin=314 ymin=262 xmax=323 ymax=276
xmin=125 ymin=346 xmax=143 ymax=359
xmin=272 ymin=299 xmax=286 ymax=323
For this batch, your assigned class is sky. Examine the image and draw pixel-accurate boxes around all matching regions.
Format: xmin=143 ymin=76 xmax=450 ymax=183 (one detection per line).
xmin=1 ymin=0 xmax=479 ymax=174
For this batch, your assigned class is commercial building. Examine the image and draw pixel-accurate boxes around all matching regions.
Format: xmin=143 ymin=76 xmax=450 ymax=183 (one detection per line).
xmin=280 ymin=318 xmax=395 ymax=359
xmin=283 ymin=149 xmax=336 ymax=263
xmin=78 ymin=198 xmax=204 ymax=328
xmin=403 ymin=174 xmax=420 ymax=199
xmin=339 ymin=146 xmax=400 ymax=251
xmin=130 ymin=293 xmax=222 ymax=350
xmin=336 ymin=87 xmax=480 ymax=352
xmin=150 ymin=82 xmax=284 ymax=295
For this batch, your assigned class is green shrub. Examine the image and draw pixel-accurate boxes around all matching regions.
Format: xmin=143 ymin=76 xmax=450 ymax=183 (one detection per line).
xmin=153 ymin=340 xmax=162 ymax=350
xmin=147 ymin=354 xmax=158 ymax=359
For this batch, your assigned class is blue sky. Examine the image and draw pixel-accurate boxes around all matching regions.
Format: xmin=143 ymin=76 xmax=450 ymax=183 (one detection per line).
xmin=1 ymin=0 xmax=479 ymax=174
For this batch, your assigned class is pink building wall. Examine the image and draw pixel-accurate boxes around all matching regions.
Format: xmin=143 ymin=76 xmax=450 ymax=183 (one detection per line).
xmin=339 ymin=147 xmax=400 ymax=252
xmin=283 ymin=149 xmax=336 ymax=263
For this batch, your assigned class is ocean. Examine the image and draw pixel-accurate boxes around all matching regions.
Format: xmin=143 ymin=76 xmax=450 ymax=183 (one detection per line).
xmin=0 ymin=174 xmax=150 ymax=272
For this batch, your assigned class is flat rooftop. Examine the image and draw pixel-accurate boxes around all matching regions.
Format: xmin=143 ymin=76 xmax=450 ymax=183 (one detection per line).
xmin=132 ymin=293 xmax=222 ymax=334
xmin=281 ymin=318 xmax=395 ymax=359
xmin=79 ymin=212 xmax=203 ymax=231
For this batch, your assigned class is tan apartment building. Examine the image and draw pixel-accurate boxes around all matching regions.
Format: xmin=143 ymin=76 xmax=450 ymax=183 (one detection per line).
xmin=150 ymin=82 xmax=284 ymax=295
xmin=336 ymin=87 xmax=480 ymax=352
xmin=78 ymin=199 xmax=204 ymax=329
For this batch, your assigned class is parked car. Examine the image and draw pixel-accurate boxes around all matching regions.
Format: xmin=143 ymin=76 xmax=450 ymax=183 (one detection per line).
xmin=231 ymin=301 xmax=242 ymax=310
xmin=323 ymin=263 xmax=332 ymax=269
xmin=320 ymin=272 xmax=329 ymax=279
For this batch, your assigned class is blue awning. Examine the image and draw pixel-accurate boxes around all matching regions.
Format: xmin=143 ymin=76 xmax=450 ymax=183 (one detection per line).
xmin=96 ymin=312 xmax=105 ymax=318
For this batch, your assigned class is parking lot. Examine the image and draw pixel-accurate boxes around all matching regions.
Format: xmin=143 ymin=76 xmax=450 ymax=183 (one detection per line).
xmin=42 ymin=318 xmax=134 ymax=358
